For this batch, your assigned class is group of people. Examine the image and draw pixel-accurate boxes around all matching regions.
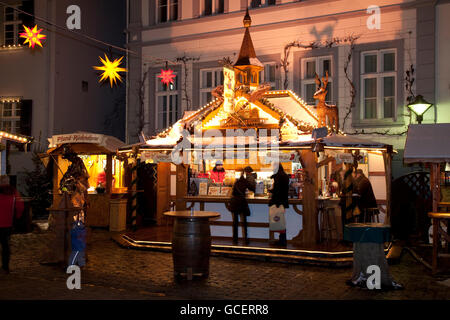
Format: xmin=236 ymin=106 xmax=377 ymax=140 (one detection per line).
xmin=228 ymin=163 xmax=377 ymax=246
xmin=229 ymin=164 xmax=289 ymax=246
xmin=338 ymin=166 xmax=378 ymax=232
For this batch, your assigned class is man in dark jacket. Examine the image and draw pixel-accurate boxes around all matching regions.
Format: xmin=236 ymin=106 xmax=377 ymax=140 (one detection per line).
xmin=229 ymin=167 xmax=256 ymax=244
xmin=353 ymin=169 xmax=377 ymax=219
xmin=269 ymin=164 xmax=289 ymax=246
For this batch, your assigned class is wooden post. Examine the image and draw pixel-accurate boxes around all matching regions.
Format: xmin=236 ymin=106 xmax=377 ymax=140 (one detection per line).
xmin=176 ymin=164 xmax=188 ymax=211
xmin=432 ymin=216 xmax=438 ymax=274
xmin=130 ymin=157 xmax=138 ymax=230
xmin=430 ymin=163 xmax=441 ymax=213
xmin=292 ymin=150 xmax=319 ymax=245
xmin=382 ymin=149 xmax=393 ymax=225
xmin=106 ymin=154 xmax=113 ymax=194
xmin=156 ymin=162 xmax=171 ymax=225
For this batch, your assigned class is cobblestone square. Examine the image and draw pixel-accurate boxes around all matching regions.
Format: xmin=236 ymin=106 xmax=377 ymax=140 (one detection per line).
xmin=0 ymin=229 xmax=449 ymax=300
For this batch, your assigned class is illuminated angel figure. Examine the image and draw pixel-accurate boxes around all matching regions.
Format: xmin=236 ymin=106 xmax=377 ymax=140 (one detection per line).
xmin=93 ymin=54 xmax=127 ymax=87
xmin=20 ymin=25 xmax=46 ymax=48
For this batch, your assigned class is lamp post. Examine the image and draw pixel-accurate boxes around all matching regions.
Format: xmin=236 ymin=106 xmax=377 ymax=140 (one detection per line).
xmin=407 ymin=95 xmax=433 ymax=124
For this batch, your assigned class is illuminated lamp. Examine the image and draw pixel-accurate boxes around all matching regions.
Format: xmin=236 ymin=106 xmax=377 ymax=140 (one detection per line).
xmin=93 ymin=54 xmax=127 ymax=87
xmin=407 ymin=95 xmax=433 ymax=124
xmin=20 ymin=25 xmax=46 ymax=49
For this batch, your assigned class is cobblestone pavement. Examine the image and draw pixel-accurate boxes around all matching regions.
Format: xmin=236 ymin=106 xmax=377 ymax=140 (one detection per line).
xmin=1 ymin=229 xmax=449 ymax=300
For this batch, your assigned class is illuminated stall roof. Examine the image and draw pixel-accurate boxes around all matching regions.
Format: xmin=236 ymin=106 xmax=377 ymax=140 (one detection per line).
xmin=48 ymin=132 xmax=125 ymax=155
xmin=284 ymin=133 xmax=392 ymax=151
xmin=404 ymin=124 xmax=450 ymax=163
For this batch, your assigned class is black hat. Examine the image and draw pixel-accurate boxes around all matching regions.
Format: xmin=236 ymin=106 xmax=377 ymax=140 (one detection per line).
xmin=243 ymin=166 xmax=253 ymax=173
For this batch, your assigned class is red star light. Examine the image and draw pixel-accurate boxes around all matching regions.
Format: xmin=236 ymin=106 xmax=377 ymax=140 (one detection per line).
xmin=158 ymin=69 xmax=176 ymax=86
xmin=20 ymin=25 xmax=46 ymax=49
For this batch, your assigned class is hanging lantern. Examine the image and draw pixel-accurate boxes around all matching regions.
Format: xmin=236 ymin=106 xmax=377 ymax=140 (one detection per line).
xmin=20 ymin=25 xmax=46 ymax=49
xmin=158 ymin=68 xmax=176 ymax=86
xmin=93 ymin=54 xmax=127 ymax=87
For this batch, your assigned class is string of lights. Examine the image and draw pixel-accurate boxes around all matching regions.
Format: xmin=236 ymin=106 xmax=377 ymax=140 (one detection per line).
xmin=0 ymin=1 xmax=177 ymax=65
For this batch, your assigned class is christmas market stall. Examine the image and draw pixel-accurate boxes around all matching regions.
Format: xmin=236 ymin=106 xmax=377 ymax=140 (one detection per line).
xmin=47 ymin=132 xmax=127 ymax=228
xmin=118 ymin=11 xmax=394 ymax=260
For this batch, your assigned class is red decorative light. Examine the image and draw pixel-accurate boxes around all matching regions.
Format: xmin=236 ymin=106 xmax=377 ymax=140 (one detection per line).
xmin=20 ymin=25 xmax=46 ymax=49
xmin=158 ymin=69 xmax=176 ymax=86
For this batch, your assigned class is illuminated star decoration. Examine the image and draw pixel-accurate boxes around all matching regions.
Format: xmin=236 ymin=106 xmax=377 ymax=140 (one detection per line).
xmin=93 ymin=54 xmax=127 ymax=87
xmin=19 ymin=25 xmax=46 ymax=49
xmin=158 ymin=68 xmax=176 ymax=86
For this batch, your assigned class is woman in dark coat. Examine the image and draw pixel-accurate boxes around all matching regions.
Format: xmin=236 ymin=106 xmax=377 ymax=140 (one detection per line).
xmin=229 ymin=167 xmax=256 ymax=244
xmin=269 ymin=164 xmax=290 ymax=246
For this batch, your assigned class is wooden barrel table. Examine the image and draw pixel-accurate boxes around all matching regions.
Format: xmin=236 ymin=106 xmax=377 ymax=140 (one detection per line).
xmin=164 ymin=211 xmax=220 ymax=280
xmin=344 ymin=223 xmax=402 ymax=290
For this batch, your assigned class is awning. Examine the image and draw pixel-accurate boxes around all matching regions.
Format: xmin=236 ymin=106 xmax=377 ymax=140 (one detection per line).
xmin=404 ymin=124 xmax=450 ymax=163
xmin=47 ymin=132 xmax=125 ymax=155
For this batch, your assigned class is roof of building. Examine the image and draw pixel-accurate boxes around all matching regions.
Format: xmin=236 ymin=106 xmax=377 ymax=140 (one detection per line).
xmin=404 ymin=124 xmax=450 ymax=163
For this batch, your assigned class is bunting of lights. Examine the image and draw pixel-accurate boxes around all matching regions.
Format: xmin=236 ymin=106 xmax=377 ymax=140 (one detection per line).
xmin=158 ymin=68 xmax=176 ymax=86
xmin=93 ymin=54 xmax=127 ymax=87
xmin=19 ymin=25 xmax=46 ymax=49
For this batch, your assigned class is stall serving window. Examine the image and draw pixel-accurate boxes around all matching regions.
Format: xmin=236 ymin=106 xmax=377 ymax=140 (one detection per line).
xmin=187 ymin=149 xmax=304 ymax=199
xmin=58 ymin=154 xmax=126 ymax=194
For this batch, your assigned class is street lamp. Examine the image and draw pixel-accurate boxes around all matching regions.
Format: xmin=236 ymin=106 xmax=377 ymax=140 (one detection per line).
xmin=407 ymin=95 xmax=433 ymax=124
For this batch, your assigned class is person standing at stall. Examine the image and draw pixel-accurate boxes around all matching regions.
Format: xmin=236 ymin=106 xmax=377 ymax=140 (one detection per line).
xmin=353 ymin=169 xmax=377 ymax=220
xmin=210 ymin=160 xmax=226 ymax=184
xmin=0 ymin=176 xmax=24 ymax=274
xmin=229 ymin=166 xmax=256 ymax=244
xmin=268 ymin=164 xmax=290 ymax=246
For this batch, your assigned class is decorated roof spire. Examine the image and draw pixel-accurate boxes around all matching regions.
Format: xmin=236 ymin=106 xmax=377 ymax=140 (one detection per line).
xmin=234 ymin=8 xmax=263 ymax=75
xmin=243 ymin=8 xmax=252 ymax=28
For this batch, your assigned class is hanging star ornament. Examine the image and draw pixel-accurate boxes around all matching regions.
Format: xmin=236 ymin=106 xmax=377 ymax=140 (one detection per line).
xmin=158 ymin=68 xmax=176 ymax=86
xmin=20 ymin=25 xmax=46 ymax=49
xmin=93 ymin=54 xmax=127 ymax=87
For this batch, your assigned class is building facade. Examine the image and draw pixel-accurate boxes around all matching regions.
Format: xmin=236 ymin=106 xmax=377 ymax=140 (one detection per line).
xmin=0 ymin=0 xmax=126 ymax=192
xmin=126 ymin=0 xmax=450 ymax=178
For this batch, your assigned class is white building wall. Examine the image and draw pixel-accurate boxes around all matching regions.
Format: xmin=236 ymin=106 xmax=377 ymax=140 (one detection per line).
xmin=436 ymin=2 xmax=450 ymax=123
xmin=128 ymin=0 xmax=449 ymax=178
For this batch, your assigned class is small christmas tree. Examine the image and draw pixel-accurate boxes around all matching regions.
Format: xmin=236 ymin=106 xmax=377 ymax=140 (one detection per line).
xmin=23 ymin=150 xmax=52 ymax=219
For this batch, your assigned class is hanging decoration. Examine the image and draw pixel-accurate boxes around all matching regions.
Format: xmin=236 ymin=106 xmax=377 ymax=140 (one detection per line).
xmin=93 ymin=54 xmax=127 ymax=87
xmin=158 ymin=68 xmax=176 ymax=86
xmin=20 ymin=25 xmax=46 ymax=49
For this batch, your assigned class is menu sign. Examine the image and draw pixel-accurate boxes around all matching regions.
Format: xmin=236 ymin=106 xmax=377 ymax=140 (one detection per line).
xmin=53 ymin=133 xmax=102 ymax=145
xmin=141 ymin=151 xmax=172 ymax=163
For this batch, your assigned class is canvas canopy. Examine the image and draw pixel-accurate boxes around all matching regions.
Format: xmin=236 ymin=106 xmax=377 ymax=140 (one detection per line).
xmin=404 ymin=124 xmax=450 ymax=163
xmin=47 ymin=132 xmax=125 ymax=155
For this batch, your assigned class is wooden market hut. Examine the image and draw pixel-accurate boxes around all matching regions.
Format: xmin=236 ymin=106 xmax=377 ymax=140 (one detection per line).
xmin=47 ymin=132 xmax=127 ymax=227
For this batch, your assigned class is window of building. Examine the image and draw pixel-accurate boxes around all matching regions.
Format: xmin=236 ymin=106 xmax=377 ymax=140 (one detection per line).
xmin=259 ymin=62 xmax=277 ymax=89
xmin=156 ymin=73 xmax=179 ymax=130
xmin=3 ymin=4 xmax=22 ymax=46
xmin=202 ymin=0 xmax=225 ymax=16
xmin=158 ymin=0 xmax=178 ymax=23
xmin=360 ymin=49 xmax=396 ymax=119
xmin=200 ymin=68 xmax=223 ymax=106
xmin=301 ymin=56 xmax=333 ymax=105
xmin=250 ymin=0 xmax=276 ymax=8
xmin=0 ymin=101 xmax=21 ymax=133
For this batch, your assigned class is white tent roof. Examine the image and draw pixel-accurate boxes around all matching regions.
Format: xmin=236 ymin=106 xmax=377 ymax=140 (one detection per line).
xmin=404 ymin=124 xmax=450 ymax=163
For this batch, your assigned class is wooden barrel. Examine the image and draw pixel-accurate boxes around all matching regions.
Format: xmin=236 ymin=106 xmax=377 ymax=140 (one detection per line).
xmin=172 ymin=217 xmax=212 ymax=279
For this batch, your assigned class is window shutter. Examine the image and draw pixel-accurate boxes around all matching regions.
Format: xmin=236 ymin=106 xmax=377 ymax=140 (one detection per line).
xmin=20 ymin=99 xmax=32 ymax=136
